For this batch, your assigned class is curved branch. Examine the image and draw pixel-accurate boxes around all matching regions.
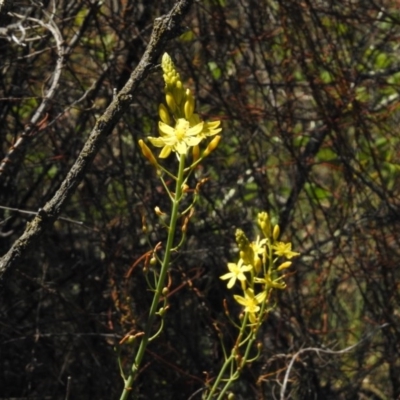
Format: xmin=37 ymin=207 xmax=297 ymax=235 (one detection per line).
xmin=0 ymin=2 xmax=102 ymax=182
xmin=0 ymin=0 xmax=194 ymax=279
xmin=279 ymin=323 xmax=389 ymax=400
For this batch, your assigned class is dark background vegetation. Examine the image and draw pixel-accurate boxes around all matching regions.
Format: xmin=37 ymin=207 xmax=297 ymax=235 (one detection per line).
xmin=1 ymin=0 xmax=400 ymax=399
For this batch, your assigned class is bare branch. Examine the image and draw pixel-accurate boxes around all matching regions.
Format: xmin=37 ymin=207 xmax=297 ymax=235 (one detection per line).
xmin=0 ymin=3 xmax=102 ymax=182
xmin=279 ymin=323 xmax=390 ymax=400
xmin=0 ymin=0 xmax=194 ymax=279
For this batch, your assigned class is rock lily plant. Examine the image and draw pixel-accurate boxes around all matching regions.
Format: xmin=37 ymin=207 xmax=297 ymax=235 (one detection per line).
xmin=205 ymin=212 xmax=299 ymax=399
xmin=118 ymin=53 xmax=299 ymax=400
xmin=118 ymin=53 xmax=221 ymax=400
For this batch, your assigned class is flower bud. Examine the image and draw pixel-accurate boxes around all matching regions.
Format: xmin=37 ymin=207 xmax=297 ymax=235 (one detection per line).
xmin=142 ymin=215 xmax=147 ymax=233
xmin=165 ymin=92 xmax=177 ymax=112
xmin=138 ymin=139 xmax=158 ymax=167
xmin=184 ymin=89 xmax=195 ymax=120
xmin=258 ymin=212 xmax=270 ymax=238
xmin=192 ymin=144 xmax=200 ymax=163
xmin=162 ymin=53 xmax=174 ymax=76
xmin=174 ymin=80 xmax=184 ymax=106
xmin=125 ymin=335 xmax=136 ymax=344
xmin=203 ymin=135 xmax=221 ymax=157
xmin=254 ymin=256 xmax=262 ymax=275
xmin=159 ymin=103 xmax=171 ymax=125
xmin=154 ymin=206 xmax=166 ymax=216
xmin=236 ymin=229 xmax=254 ymax=266
xmin=158 ymin=307 xmax=166 ymax=316
xmin=277 ymin=261 xmax=292 ymax=271
xmin=150 ymin=257 xmax=157 ymax=266
xmin=273 ymin=224 xmax=280 ymax=241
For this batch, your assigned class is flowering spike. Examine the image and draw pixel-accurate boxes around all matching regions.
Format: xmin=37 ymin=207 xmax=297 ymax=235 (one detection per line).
xmin=144 ymin=52 xmax=223 ymax=159
xmin=161 ymin=53 xmax=178 ymax=88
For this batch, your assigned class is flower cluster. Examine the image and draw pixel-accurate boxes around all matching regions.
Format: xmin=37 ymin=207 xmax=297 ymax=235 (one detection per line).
xmin=140 ymin=53 xmax=222 ymax=160
xmin=220 ymin=212 xmax=300 ymax=324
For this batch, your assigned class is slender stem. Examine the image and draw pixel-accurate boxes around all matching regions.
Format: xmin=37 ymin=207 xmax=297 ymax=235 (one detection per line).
xmin=205 ymin=313 xmax=249 ymax=400
xmin=215 ymin=316 xmax=257 ymax=400
xmin=206 ymin=352 xmax=235 ymax=400
xmin=119 ymin=154 xmax=186 ymax=400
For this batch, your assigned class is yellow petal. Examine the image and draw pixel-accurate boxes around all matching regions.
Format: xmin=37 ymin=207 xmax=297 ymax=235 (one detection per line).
xmin=187 ymin=121 xmax=204 ymax=136
xmin=148 ymin=137 xmax=166 ymax=147
xmin=207 ymin=120 xmax=221 ymax=129
xmin=175 ymin=141 xmax=188 ymax=155
xmin=159 ymin=145 xmax=172 ymax=158
xmin=158 ymin=121 xmax=175 ymax=136
xmin=233 ymin=295 xmax=247 ymax=307
xmin=185 ymin=136 xmax=203 ymax=147
xmin=220 ymin=272 xmax=233 ymax=280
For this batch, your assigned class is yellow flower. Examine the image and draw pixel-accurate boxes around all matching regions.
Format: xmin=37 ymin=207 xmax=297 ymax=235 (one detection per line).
xmin=150 ymin=52 xmax=222 ymax=158
xmin=235 ymin=230 xmax=268 ymax=274
xmin=254 ymin=274 xmax=286 ymax=289
xmin=249 ymin=236 xmax=268 ymax=274
xmin=188 ymin=113 xmax=222 ymax=138
xmin=234 ymin=288 xmax=266 ymax=323
xmin=272 ymin=242 xmax=300 ymax=259
xmin=148 ymin=118 xmax=204 ymax=158
xmin=220 ymin=259 xmax=252 ymax=289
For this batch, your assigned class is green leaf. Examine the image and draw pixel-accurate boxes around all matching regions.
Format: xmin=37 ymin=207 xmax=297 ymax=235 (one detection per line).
xmin=207 ymin=61 xmax=222 ymax=80
xmin=179 ymin=30 xmax=195 ymax=42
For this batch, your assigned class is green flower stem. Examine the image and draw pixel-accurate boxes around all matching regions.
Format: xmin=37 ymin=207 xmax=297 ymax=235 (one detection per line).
xmin=205 ymin=313 xmax=249 ymax=400
xmin=206 ymin=351 xmax=236 ymax=399
xmin=207 ymin=289 xmax=271 ymax=399
xmin=119 ymin=154 xmax=186 ymax=400
xmin=215 ymin=316 xmax=261 ymax=400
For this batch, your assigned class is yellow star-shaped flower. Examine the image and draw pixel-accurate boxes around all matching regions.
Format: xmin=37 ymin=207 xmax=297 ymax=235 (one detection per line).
xmin=188 ymin=113 xmax=222 ymax=139
xmin=220 ymin=259 xmax=252 ymax=289
xmin=148 ymin=118 xmax=204 ymax=158
xmin=234 ymin=288 xmax=266 ymax=323
xmin=271 ymin=242 xmax=300 ymax=259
